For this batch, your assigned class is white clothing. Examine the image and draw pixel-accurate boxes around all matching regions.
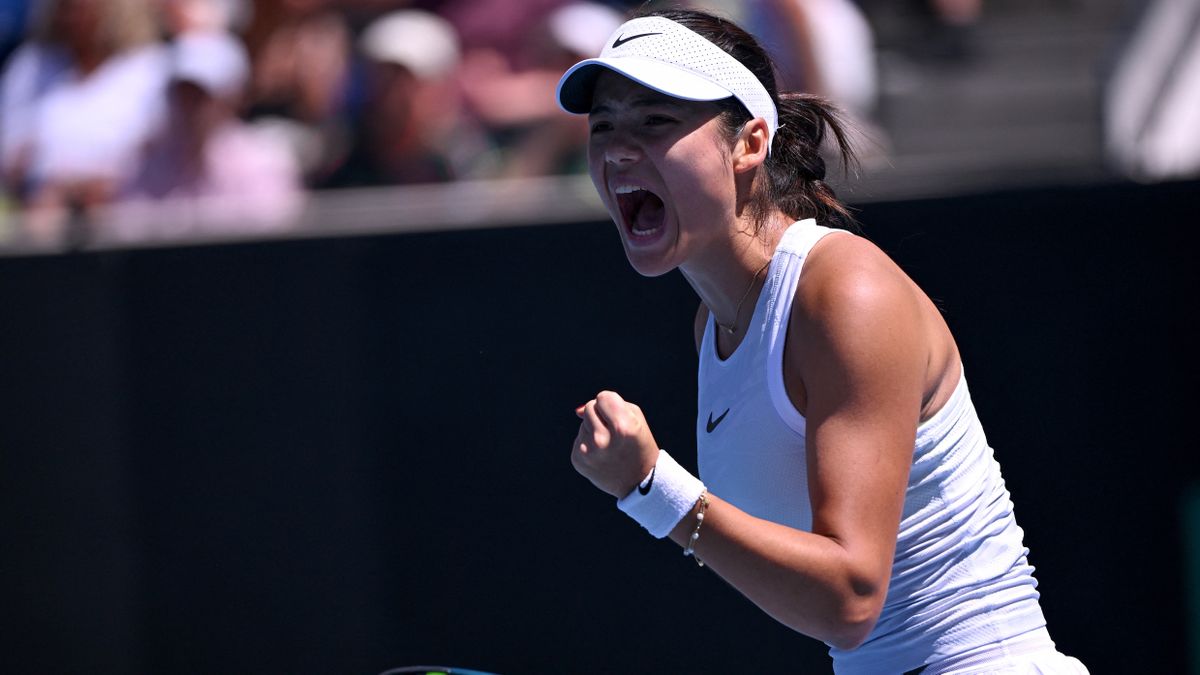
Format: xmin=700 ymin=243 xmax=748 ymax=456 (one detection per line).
xmin=1104 ymin=0 xmax=1200 ymax=180
xmin=0 ymin=42 xmax=168 ymax=189
xmin=696 ymin=220 xmax=1081 ymax=674
xmin=103 ymin=120 xmax=303 ymax=241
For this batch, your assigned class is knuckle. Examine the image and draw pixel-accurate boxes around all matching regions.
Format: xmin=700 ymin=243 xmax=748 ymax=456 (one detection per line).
xmin=613 ymin=412 xmax=638 ymax=436
xmin=609 ymin=417 xmax=630 ymax=437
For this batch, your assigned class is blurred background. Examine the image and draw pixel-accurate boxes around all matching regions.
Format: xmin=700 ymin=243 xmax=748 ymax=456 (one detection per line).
xmin=0 ymin=0 xmax=1197 ymax=673
xmin=0 ymin=0 xmax=1195 ymax=245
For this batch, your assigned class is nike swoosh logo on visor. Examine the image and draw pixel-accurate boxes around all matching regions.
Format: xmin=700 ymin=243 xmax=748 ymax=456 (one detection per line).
xmin=612 ymin=32 xmax=662 ymax=49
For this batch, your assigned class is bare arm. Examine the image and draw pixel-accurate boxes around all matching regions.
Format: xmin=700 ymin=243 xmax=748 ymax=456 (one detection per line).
xmin=764 ymin=0 xmax=828 ymax=96
xmin=575 ymin=237 xmax=929 ymax=649
xmin=672 ymin=236 xmax=927 ymax=647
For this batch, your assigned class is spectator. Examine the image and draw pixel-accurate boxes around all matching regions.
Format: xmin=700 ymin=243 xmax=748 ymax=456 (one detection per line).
xmin=240 ymin=0 xmax=353 ymax=185
xmin=433 ymin=0 xmax=569 ymax=71
xmin=745 ymin=0 xmax=879 ymax=121
xmin=0 ymin=0 xmax=168 ymax=245
xmin=743 ymin=0 xmax=890 ymax=173
xmin=318 ymin=9 xmax=485 ymax=187
xmin=104 ymin=29 xmax=303 ymax=240
xmin=1104 ymin=0 xmax=1200 ymax=181
xmin=155 ymin=0 xmax=251 ymax=35
xmin=456 ymin=1 xmax=623 ymax=177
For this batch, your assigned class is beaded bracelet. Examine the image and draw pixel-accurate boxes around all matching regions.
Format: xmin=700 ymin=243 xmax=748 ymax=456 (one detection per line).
xmin=683 ymin=492 xmax=709 ymax=567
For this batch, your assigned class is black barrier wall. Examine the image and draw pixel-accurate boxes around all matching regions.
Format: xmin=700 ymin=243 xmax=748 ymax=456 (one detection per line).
xmin=1 ymin=180 xmax=1197 ymax=674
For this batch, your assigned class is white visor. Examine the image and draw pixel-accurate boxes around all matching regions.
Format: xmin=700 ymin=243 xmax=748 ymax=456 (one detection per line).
xmin=555 ymin=16 xmax=777 ymax=149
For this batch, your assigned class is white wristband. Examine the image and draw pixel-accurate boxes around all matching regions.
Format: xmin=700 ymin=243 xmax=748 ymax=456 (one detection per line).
xmin=616 ymin=449 xmax=705 ymax=538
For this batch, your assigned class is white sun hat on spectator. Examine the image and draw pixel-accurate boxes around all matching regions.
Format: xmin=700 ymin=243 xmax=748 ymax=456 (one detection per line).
xmin=359 ymin=10 xmax=461 ymax=80
xmin=172 ymin=30 xmax=250 ymax=100
xmin=556 ymin=15 xmax=777 ymax=148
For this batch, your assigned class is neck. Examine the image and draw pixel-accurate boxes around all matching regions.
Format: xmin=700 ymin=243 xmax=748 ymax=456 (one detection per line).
xmin=680 ymin=211 xmax=791 ymax=336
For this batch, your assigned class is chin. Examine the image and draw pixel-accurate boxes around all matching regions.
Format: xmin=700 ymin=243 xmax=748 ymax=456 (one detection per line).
xmin=621 ymin=242 xmax=679 ymax=278
xmin=615 ymin=223 xmax=678 ymax=278
xmin=627 ymin=259 xmax=673 ymax=278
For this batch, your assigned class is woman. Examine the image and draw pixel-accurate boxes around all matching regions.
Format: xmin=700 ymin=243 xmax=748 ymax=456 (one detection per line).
xmin=0 ymin=0 xmax=167 ymax=243
xmin=559 ymin=8 xmax=1087 ymax=674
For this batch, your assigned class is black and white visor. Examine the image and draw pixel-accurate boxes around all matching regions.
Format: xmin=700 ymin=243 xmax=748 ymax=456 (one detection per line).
xmin=556 ymin=16 xmax=778 ymax=149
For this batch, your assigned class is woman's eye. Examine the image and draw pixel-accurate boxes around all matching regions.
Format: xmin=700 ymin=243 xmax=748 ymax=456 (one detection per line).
xmin=646 ymin=115 xmax=674 ymax=126
xmin=590 ymin=121 xmax=612 ymax=134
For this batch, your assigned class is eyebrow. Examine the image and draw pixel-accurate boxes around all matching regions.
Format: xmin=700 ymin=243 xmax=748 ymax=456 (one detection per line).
xmin=589 ymin=97 xmax=685 ymax=116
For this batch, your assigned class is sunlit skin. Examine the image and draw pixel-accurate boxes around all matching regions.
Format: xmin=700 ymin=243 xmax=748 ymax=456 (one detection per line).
xmin=573 ymin=70 xmax=964 ymax=648
xmin=586 ymin=71 xmax=787 ymax=320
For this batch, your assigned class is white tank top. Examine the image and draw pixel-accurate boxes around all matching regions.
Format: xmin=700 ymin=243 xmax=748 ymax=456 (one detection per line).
xmin=696 ymin=220 xmax=1047 ymax=673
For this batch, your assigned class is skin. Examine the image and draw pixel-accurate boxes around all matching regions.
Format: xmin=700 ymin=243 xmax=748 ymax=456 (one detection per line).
xmin=570 ymin=71 xmax=962 ymax=650
xmin=54 ymin=0 xmax=106 ymax=74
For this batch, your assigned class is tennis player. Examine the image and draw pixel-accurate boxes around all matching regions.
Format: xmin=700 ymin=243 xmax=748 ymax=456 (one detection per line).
xmin=560 ymin=8 xmax=1088 ymax=674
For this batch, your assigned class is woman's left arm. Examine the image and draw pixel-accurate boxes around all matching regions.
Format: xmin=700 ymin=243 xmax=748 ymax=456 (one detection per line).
xmin=664 ymin=236 xmax=929 ymax=648
xmin=572 ymin=237 xmax=928 ymax=649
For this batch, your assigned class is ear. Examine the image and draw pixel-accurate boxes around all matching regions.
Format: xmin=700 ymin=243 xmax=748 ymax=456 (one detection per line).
xmin=732 ymin=117 xmax=771 ymax=174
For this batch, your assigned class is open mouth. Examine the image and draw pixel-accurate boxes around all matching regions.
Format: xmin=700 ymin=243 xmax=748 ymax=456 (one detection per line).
xmin=615 ymin=185 xmax=665 ymax=237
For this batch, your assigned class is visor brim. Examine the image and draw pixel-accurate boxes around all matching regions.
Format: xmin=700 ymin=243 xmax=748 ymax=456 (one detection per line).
xmin=556 ymin=57 xmax=734 ymax=114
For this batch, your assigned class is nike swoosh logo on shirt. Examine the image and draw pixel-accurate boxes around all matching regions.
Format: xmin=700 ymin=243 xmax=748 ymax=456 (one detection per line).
xmin=706 ymin=408 xmax=730 ymax=433
xmin=612 ymin=32 xmax=661 ymax=49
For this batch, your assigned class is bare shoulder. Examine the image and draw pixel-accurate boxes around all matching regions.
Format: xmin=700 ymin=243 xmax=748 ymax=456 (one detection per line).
xmin=794 ymin=232 xmax=919 ymax=321
xmin=787 ymin=230 xmax=960 ymax=420
xmin=693 ymin=302 xmax=709 ymax=354
xmin=786 ymin=231 xmax=930 ymax=393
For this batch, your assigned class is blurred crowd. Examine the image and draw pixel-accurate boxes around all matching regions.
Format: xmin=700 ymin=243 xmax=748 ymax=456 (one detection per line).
xmin=0 ymin=0 xmax=982 ymax=246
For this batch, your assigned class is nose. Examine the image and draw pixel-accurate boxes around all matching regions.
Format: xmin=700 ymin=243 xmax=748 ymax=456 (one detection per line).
xmin=603 ymin=134 xmax=642 ymax=166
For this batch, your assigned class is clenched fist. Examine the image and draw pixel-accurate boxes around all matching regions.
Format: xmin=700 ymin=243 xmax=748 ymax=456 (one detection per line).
xmin=571 ymin=391 xmax=661 ymax=498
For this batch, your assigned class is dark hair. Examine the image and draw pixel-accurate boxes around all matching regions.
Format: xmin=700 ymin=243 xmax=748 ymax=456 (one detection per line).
xmin=635 ymin=7 xmax=859 ymax=231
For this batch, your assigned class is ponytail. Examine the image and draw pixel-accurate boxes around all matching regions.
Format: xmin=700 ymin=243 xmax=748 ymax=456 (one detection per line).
xmin=641 ymin=7 xmax=861 ymax=232
xmin=758 ymin=93 xmax=859 ymax=232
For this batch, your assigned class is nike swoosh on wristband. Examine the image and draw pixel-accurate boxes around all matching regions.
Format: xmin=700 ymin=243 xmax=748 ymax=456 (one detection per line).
xmin=706 ymin=408 xmax=730 ymax=433
xmin=637 ymin=465 xmax=656 ymax=495
xmin=611 ymin=32 xmax=661 ymax=49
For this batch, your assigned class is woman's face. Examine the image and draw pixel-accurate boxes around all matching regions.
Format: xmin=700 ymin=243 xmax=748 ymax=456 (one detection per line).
xmin=53 ymin=0 xmax=103 ymax=49
xmin=586 ymin=71 xmax=736 ymax=277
